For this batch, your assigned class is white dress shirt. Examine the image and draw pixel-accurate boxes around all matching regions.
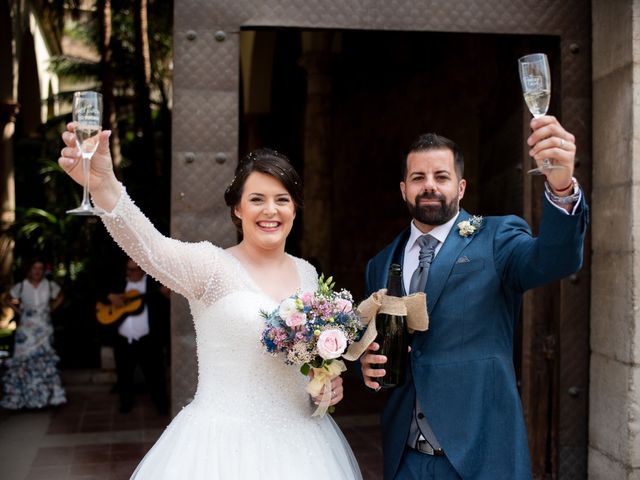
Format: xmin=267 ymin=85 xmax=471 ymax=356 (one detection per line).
xmin=118 ymin=276 xmax=150 ymax=343
xmin=402 ymin=212 xmax=460 ymax=293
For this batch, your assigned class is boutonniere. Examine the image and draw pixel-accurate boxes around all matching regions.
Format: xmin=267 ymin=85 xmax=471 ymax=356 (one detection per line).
xmin=457 ymin=215 xmax=483 ymax=238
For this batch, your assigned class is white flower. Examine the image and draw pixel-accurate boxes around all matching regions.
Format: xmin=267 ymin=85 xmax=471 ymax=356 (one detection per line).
xmin=457 ymin=215 xmax=483 ymax=237
xmin=278 ymin=297 xmax=299 ymax=321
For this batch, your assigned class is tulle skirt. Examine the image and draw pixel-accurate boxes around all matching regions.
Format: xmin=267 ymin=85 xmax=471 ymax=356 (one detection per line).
xmin=131 ymin=398 xmax=362 ymax=479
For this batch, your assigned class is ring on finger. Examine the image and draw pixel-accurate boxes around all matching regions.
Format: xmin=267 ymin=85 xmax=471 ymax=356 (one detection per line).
xmin=560 ymin=138 xmax=565 ymax=149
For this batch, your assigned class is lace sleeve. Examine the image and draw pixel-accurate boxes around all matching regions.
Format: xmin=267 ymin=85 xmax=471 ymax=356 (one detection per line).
xmin=99 ymin=184 xmax=219 ymax=301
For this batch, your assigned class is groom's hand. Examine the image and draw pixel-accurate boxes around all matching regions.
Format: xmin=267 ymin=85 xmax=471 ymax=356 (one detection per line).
xmin=361 ymin=342 xmax=387 ymax=391
xmin=527 ymin=115 xmax=576 ymax=189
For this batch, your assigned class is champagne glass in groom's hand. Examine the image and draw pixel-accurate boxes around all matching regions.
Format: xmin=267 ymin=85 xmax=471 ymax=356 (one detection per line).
xmin=518 ymin=53 xmax=564 ymax=176
xmin=66 ymin=91 xmax=104 ymax=216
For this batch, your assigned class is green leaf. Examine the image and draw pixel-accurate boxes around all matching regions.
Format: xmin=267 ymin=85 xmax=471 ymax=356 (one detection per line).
xmin=300 ymin=363 xmax=311 ymax=376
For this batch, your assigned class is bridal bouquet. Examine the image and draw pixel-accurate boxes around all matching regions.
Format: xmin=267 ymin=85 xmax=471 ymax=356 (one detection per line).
xmin=260 ymin=275 xmax=364 ymax=416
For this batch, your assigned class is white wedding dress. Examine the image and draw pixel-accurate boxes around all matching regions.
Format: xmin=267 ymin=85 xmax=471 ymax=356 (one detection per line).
xmin=101 ymin=186 xmax=362 ymax=480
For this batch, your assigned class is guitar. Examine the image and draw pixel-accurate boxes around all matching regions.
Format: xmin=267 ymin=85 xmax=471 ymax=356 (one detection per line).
xmin=95 ymin=290 xmax=145 ymax=325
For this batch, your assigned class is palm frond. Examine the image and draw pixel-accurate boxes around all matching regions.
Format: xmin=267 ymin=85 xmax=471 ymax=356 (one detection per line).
xmin=48 ymin=55 xmax=100 ymax=79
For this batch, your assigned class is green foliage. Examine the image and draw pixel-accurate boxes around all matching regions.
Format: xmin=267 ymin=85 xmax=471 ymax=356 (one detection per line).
xmin=48 ymin=56 xmax=100 ymax=80
xmin=2 ymin=0 xmax=175 ymax=368
xmin=49 ymin=0 xmax=174 ymax=101
xmin=317 ymin=274 xmax=337 ymax=296
xmin=5 ymin=157 xmax=100 ymax=286
xmin=8 ymin=0 xmax=174 ymax=288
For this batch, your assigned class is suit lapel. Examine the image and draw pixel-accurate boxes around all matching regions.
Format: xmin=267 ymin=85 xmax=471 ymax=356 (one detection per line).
xmin=371 ymin=229 xmax=410 ymax=293
xmin=424 ymin=209 xmax=473 ymax=314
xmin=375 ymin=211 xmax=478 ymax=314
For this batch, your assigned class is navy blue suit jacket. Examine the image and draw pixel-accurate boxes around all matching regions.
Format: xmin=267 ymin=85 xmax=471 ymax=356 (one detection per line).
xmin=365 ymin=196 xmax=589 ymax=480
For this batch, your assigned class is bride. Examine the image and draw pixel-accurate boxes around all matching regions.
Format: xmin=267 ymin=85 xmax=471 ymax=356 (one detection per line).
xmin=59 ymin=126 xmax=362 ymax=479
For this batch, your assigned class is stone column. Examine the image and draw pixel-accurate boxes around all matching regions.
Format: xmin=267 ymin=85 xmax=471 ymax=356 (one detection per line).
xmin=300 ymin=32 xmax=333 ymax=273
xmin=590 ymin=1 xmax=640 ymax=478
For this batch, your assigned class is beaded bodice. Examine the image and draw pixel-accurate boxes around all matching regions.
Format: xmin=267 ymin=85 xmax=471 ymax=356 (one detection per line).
xmin=101 ymin=186 xmax=319 ymax=419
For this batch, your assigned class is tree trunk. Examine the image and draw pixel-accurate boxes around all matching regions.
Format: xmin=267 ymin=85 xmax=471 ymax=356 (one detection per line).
xmin=97 ymin=0 xmax=122 ymax=171
xmin=134 ymin=0 xmax=154 ymax=173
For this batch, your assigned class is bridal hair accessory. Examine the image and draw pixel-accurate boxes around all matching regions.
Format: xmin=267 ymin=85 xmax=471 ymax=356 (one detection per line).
xmin=225 ymin=151 xmax=299 ymax=194
xmin=457 ymin=215 xmax=484 ymax=238
xmin=224 ymin=151 xmax=259 ymax=194
xmin=260 ymin=275 xmax=365 ymax=417
xmin=343 ymin=289 xmax=429 ymax=361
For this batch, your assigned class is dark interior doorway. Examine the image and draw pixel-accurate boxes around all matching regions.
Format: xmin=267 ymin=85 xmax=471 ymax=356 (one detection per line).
xmin=240 ymin=28 xmax=560 ymax=289
xmin=240 ymin=28 xmax=566 ymax=477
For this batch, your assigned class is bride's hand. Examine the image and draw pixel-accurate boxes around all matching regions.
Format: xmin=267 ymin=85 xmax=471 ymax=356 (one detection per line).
xmin=59 ymin=123 xmax=121 ymax=211
xmin=59 ymin=123 xmax=115 ymax=189
xmin=311 ymin=375 xmax=344 ymax=406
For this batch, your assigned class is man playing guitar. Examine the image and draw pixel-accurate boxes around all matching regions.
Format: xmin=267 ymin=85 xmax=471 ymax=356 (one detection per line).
xmin=104 ymin=258 xmax=170 ymax=414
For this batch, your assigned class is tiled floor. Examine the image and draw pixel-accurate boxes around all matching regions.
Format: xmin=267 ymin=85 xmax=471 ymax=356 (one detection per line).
xmin=0 ymin=371 xmax=385 ymax=480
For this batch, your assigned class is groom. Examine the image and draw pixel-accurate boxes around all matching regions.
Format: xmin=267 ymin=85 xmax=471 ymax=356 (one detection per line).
xmin=360 ymin=115 xmax=588 ymax=479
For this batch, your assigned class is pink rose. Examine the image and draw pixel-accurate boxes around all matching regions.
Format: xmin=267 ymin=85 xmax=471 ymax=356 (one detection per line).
xmin=286 ymin=311 xmax=307 ymax=328
xmin=334 ymin=298 xmax=353 ymax=313
xmin=316 ymin=329 xmax=347 ymax=360
xmin=300 ymin=291 xmax=314 ymax=307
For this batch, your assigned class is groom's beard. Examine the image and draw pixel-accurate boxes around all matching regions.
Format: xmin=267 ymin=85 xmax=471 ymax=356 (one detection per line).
xmin=407 ymin=192 xmax=459 ymax=226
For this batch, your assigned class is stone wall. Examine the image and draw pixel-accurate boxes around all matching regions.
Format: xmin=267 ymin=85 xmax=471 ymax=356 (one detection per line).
xmin=590 ymin=0 xmax=640 ymax=478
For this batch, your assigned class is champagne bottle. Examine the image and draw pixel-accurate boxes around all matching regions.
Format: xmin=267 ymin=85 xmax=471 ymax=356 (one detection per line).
xmin=374 ymin=263 xmax=408 ymax=389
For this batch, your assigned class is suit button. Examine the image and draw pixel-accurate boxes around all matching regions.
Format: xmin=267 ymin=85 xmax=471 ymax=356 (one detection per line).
xmin=413 ymin=350 xmax=421 ymax=358
xmin=417 ymin=413 xmax=425 ymax=419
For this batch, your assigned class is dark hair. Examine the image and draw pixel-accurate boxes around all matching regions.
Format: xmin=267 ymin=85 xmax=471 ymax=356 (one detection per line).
xmin=402 ymin=133 xmax=464 ymax=180
xmin=23 ymin=257 xmax=45 ymax=279
xmin=25 ymin=257 xmax=44 ymax=272
xmin=224 ymin=148 xmax=303 ymax=233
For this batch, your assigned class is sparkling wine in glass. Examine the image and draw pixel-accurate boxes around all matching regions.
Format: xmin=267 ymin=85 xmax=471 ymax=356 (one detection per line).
xmin=67 ymin=91 xmax=104 ymax=216
xmin=518 ymin=53 xmax=563 ymax=175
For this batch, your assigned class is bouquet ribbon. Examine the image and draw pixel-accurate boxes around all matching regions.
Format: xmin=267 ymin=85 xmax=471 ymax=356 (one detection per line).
xmin=343 ymin=289 xmax=429 ymax=361
xmin=306 ymin=359 xmax=347 ymax=417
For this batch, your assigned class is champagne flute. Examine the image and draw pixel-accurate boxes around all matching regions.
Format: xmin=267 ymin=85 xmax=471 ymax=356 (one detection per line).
xmin=518 ymin=53 xmax=563 ymax=175
xmin=66 ymin=91 xmax=104 ymax=216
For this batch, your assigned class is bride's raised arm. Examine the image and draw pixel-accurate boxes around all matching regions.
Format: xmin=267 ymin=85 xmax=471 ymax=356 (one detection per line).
xmin=100 ymin=184 xmax=219 ymax=300
xmin=59 ymin=125 xmax=217 ymax=300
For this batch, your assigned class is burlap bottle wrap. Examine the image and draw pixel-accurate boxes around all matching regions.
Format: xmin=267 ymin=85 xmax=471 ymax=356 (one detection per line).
xmin=343 ymin=289 xmax=429 ymax=361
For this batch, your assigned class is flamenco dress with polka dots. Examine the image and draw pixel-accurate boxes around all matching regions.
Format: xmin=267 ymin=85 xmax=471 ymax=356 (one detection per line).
xmin=100 ymin=185 xmax=362 ymax=480
xmin=1 ymin=279 xmax=66 ymax=409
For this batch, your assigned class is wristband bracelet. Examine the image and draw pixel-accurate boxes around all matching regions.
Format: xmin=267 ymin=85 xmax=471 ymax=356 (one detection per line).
xmin=553 ymin=181 xmax=573 ymax=193
xmin=544 ymin=177 xmax=580 ymax=205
